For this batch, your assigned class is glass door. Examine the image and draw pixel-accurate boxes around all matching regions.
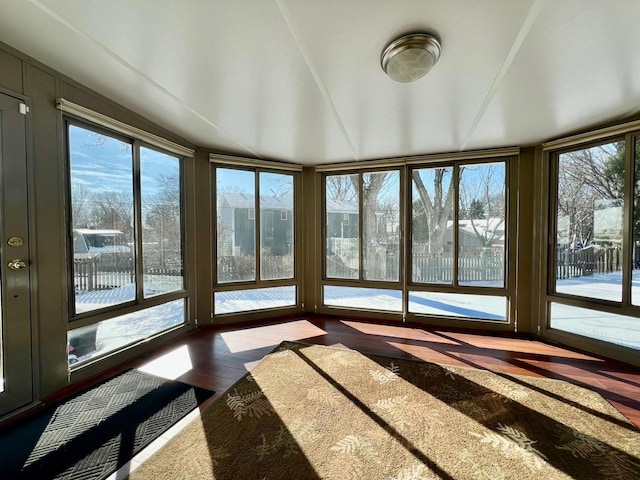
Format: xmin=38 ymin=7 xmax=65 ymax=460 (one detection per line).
xmin=0 ymin=92 xmax=32 ymax=416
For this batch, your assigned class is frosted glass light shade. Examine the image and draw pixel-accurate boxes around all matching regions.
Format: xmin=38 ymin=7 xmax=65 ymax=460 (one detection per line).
xmin=381 ymin=33 xmax=441 ymax=83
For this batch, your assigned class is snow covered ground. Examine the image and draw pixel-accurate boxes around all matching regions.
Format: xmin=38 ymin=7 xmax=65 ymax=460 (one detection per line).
xmin=71 ymin=284 xmax=184 ymax=364
xmin=556 ymin=270 xmax=626 ymax=302
xmin=214 ymin=286 xmax=296 ymax=315
xmin=551 ymin=270 xmax=640 ymax=350
xmin=70 ymin=269 xmax=640 ymax=366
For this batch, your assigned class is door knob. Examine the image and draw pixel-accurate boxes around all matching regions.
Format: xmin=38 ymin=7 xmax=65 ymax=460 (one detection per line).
xmin=7 ymin=259 xmax=27 ymax=270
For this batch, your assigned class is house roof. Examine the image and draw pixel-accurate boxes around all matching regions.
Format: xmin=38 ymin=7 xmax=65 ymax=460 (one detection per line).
xmin=447 ymin=218 xmax=505 ymax=244
xmin=220 ymin=192 xmax=293 ymax=210
xmin=325 ymin=198 xmax=358 ymax=214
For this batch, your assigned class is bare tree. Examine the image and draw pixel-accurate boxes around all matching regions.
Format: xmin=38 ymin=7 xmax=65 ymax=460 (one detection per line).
xmin=412 ymin=168 xmax=454 ymax=253
xmin=459 ymin=164 xmax=505 ymax=247
xmin=361 ymin=172 xmax=396 ymax=280
xmin=326 ymin=174 xmax=358 ymax=202
xmin=89 ymin=191 xmax=134 ymax=239
xmin=144 ymin=173 xmax=181 ymax=267
xmin=71 ymin=184 xmax=94 ymax=228
xmin=557 ymin=142 xmax=623 ymax=248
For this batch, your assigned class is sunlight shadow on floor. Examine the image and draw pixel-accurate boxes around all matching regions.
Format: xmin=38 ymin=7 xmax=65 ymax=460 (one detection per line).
xmin=386 ymin=341 xmax=470 ymax=368
xmin=437 ymin=331 xmax=602 ymax=360
xmin=341 ymin=320 xmax=459 ymax=345
xmin=221 ymin=320 xmax=327 ymax=353
xmin=138 ymin=345 xmax=194 ymax=380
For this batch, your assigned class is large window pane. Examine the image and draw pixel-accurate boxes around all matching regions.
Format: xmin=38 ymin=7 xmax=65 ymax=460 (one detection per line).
xmin=68 ymin=299 xmax=185 ymax=365
xmin=632 ymin=137 xmax=640 ymax=306
xmin=411 ymin=167 xmax=454 ymax=284
xmin=550 ymin=302 xmax=640 ymax=351
xmin=555 ymin=141 xmax=625 ymax=302
xmin=323 ymin=285 xmax=402 ymax=312
xmin=69 ymin=125 xmax=135 ymax=313
xmin=326 ymin=174 xmax=359 ymax=279
xmin=458 ymin=162 xmax=506 ymax=287
xmin=140 ymin=147 xmax=183 ymax=296
xmin=214 ymin=286 xmax=296 ymax=314
xmin=260 ymin=172 xmax=294 ymax=280
xmin=217 ymin=168 xmax=256 ymax=282
xmin=409 ymin=291 xmax=506 ymax=321
xmin=362 ymin=171 xmax=400 ymax=281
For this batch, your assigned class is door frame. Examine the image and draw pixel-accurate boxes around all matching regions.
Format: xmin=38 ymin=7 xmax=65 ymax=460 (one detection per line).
xmin=0 ymin=91 xmax=33 ymax=416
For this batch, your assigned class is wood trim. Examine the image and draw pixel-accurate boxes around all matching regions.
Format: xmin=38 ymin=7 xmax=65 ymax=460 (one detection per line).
xmin=542 ymin=119 xmax=640 ymax=151
xmin=56 ymin=98 xmax=194 ymax=157
xmin=315 ymin=147 xmax=519 ymax=172
xmin=209 ymin=153 xmax=302 ymax=171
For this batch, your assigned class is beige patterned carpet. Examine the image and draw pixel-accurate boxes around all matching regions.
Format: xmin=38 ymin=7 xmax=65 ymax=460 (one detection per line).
xmin=129 ymin=342 xmax=640 ymax=479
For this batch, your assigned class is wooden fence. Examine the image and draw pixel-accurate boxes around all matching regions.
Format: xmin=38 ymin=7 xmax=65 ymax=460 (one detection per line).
xmin=217 ymin=255 xmax=294 ymax=282
xmin=412 ymin=250 xmax=504 ymax=283
xmin=75 ymin=245 xmax=624 ymax=291
xmin=556 ymin=246 xmax=621 ymax=279
xmin=325 ymin=248 xmax=504 ymax=283
xmin=74 ymin=258 xmax=182 ymax=291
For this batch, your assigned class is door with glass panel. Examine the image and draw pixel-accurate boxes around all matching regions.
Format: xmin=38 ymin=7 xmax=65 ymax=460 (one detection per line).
xmin=0 ymin=93 xmax=32 ymax=416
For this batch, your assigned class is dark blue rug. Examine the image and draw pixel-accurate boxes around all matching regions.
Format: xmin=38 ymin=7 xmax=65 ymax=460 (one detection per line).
xmin=0 ymin=369 xmax=213 ymax=480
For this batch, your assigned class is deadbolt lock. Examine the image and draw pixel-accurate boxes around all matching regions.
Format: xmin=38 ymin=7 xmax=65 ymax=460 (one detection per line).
xmin=7 ymin=259 xmax=27 ymax=270
xmin=7 ymin=236 xmax=23 ymax=247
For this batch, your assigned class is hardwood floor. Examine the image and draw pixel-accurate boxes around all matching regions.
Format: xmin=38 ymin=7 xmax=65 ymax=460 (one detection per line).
xmin=4 ymin=313 xmax=636 ymax=479
xmin=130 ymin=315 xmax=640 ymax=429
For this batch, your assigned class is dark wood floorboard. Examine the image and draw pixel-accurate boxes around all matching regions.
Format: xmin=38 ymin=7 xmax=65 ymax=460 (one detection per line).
xmin=6 ymin=315 xmax=638 ymax=433
xmin=126 ymin=315 xmax=640 ymax=428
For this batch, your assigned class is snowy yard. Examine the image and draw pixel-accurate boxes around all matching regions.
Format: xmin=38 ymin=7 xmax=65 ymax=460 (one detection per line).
xmin=70 ymin=284 xmax=184 ymax=364
xmin=69 ymin=270 xmax=640 ymax=366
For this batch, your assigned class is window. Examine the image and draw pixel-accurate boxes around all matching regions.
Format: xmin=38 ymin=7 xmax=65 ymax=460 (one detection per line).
xmin=140 ymin=147 xmax=184 ymax=296
xmin=326 ymin=174 xmax=360 ymax=279
xmin=408 ymin=292 xmax=506 ymax=321
xmin=411 ymin=166 xmax=454 ymax=284
xmin=323 ymin=285 xmax=402 ymax=312
xmin=68 ymin=300 xmax=186 ymax=364
xmin=548 ymin=136 xmax=640 ymax=349
xmin=323 ymin=169 xmax=402 ymax=312
xmin=552 ymin=140 xmax=625 ymax=302
xmin=214 ymin=165 xmax=297 ymax=314
xmin=215 ymin=286 xmax=296 ymax=315
xmin=411 ymin=161 xmax=506 ymax=288
xmin=69 ymin=125 xmax=135 ymax=312
xmin=67 ymin=122 xmax=187 ymax=365
xmin=363 ymin=171 xmax=400 ymax=282
xmin=408 ymin=160 xmax=508 ymax=321
xmin=324 ymin=171 xmax=400 ymax=282
xmin=322 ymin=160 xmax=509 ymax=321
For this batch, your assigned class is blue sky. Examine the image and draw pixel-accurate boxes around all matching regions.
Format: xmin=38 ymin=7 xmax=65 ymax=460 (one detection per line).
xmin=69 ymin=125 xmax=179 ymax=196
xmin=216 ymin=167 xmax=293 ymax=198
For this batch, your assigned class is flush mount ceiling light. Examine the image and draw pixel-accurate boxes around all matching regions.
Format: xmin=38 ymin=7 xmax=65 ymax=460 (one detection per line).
xmin=381 ymin=33 xmax=441 ymax=83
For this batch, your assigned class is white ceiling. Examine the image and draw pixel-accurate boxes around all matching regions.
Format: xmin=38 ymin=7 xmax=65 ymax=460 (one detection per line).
xmin=1 ymin=0 xmax=640 ymax=165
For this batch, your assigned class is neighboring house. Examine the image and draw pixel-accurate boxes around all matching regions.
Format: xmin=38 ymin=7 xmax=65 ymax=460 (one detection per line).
xmin=217 ymin=192 xmax=293 ymax=256
xmin=325 ymin=198 xmax=359 ymax=241
xmin=445 ymin=218 xmax=506 ymax=249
